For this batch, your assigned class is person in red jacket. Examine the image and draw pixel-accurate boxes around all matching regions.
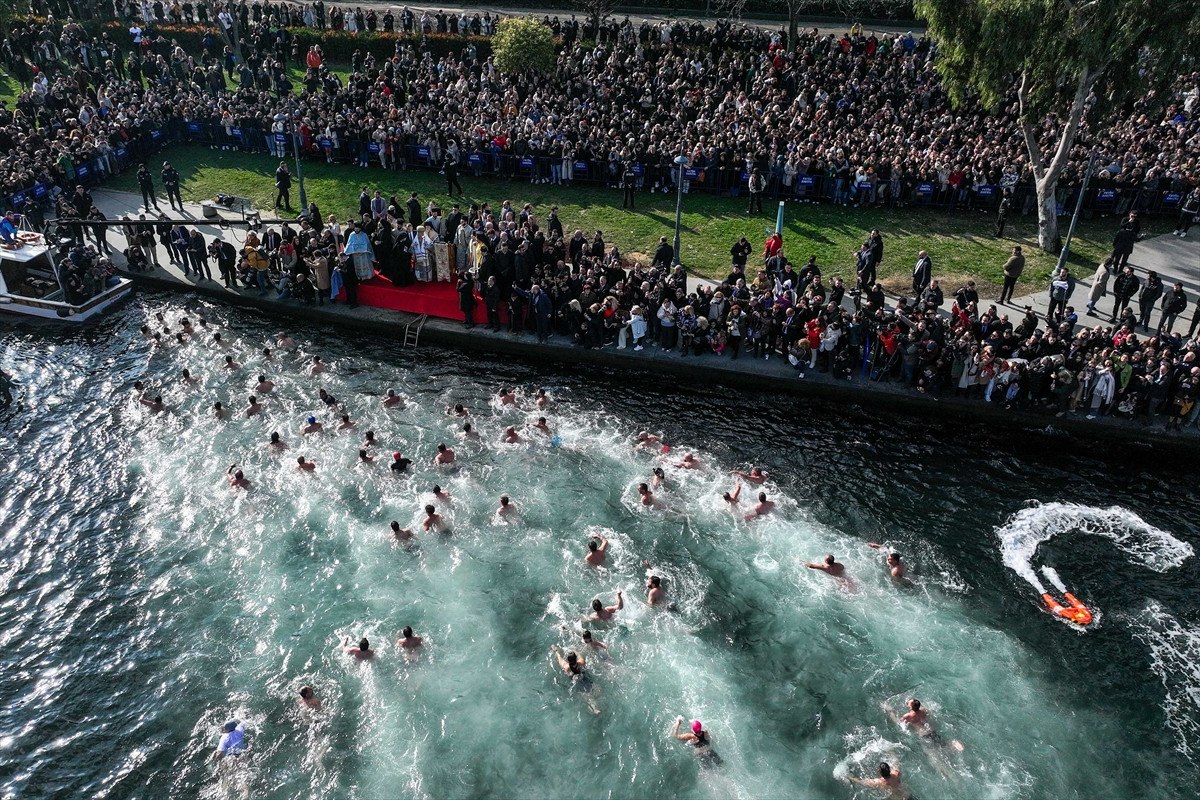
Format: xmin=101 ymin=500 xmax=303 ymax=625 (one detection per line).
xmin=805 ymin=317 xmax=824 ymax=370
xmin=763 ymin=232 xmax=782 ymax=260
xmin=306 ymin=46 xmax=323 ymax=69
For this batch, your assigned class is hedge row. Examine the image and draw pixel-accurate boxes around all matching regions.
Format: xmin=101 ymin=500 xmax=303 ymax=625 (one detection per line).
xmin=94 ymin=21 xmax=492 ymax=64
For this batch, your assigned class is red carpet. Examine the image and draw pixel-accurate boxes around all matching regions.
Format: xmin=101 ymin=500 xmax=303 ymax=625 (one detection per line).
xmin=351 ymin=274 xmax=478 ymax=321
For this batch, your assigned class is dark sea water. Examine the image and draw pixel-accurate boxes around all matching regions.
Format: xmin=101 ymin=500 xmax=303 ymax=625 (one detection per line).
xmin=1 ymin=294 xmax=1197 ymax=800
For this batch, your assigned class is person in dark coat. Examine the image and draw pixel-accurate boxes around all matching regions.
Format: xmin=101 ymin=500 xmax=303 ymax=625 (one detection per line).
xmin=911 ymin=250 xmax=932 ymax=298
xmin=1111 ymin=265 xmax=1140 ymax=321
xmin=1136 ymin=270 xmax=1164 ymax=332
xmin=274 ymin=162 xmax=293 ymax=211
xmin=161 ymin=161 xmax=183 ymax=210
xmin=457 ymin=275 xmax=476 ymax=327
xmin=406 ymin=193 xmax=421 ymax=227
xmin=137 ymin=163 xmax=160 ymax=211
xmin=1110 ymin=213 xmax=1139 ymax=269
xmin=484 ymin=274 xmax=502 ymax=331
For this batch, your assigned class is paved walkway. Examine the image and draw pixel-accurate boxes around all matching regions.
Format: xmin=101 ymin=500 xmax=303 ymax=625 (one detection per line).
xmin=1006 ymin=233 xmax=1200 ymax=332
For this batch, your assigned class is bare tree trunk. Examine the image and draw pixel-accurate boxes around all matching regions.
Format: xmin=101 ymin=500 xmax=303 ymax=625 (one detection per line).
xmin=1036 ymin=181 xmax=1061 ymax=254
xmin=1017 ymin=67 xmax=1092 ymax=255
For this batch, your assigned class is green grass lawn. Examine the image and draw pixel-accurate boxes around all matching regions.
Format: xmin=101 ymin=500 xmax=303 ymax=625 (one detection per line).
xmin=106 ymin=142 xmax=1119 ymax=291
xmin=4 ymin=54 xmax=1116 ymax=290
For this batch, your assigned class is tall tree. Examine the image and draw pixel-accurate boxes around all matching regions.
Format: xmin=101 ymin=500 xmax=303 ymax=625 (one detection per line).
xmin=916 ymin=0 xmax=1200 ymax=254
xmin=572 ymin=0 xmax=619 ymax=44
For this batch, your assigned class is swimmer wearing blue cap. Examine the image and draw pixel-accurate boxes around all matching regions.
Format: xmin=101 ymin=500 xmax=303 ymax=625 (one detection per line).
xmin=212 ymin=719 xmax=246 ymax=761
xmin=301 ymin=416 xmax=323 ymax=434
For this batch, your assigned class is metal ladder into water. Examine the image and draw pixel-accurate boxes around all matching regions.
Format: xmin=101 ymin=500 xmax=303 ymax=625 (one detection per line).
xmin=402 ymin=314 xmax=428 ymax=348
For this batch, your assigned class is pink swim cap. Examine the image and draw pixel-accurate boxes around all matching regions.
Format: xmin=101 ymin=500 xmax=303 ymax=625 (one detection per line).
xmin=691 ymin=720 xmax=703 ymax=734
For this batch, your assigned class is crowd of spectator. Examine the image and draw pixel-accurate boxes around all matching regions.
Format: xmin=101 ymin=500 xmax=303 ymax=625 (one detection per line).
xmin=4 ymin=1 xmax=1200 ymax=431
xmin=1 ymin=1 xmax=1198 ymax=219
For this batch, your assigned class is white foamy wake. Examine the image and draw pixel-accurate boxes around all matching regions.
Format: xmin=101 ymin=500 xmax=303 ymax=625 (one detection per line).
xmin=996 ymin=502 xmax=1192 ymax=592
xmin=1128 ymin=603 xmax=1200 ymax=761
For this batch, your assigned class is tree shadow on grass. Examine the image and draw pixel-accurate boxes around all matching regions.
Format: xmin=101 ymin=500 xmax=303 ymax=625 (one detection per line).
xmin=0 ymin=70 xmax=22 ymax=105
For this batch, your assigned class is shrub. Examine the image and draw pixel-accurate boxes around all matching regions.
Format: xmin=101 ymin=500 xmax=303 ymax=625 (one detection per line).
xmin=492 ymin=17 xmax=556 ymax=75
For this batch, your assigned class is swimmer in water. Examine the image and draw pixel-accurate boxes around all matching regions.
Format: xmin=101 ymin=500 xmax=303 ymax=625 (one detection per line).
xmin=383 ymin=389 xmax=404 ymax=408
xmin=447 ymin=403 xmax=470 ymax=417
xmin=671 ymin=717 xmax=721 ymax=765
xmin=213 ymin=719 xmax=246 ymax=761
xmin=342 ymin=636 xmax=375 ymax=660
xmin=882 ymin=698 xmax=964 ymax=752
xmin=363 ymin=430 xmax=377 ymax=447
xmin=396 ymin=625 xmax=424 ymax=649
xmin=581 ymin=629 xmax=607 ymax=652
xmin=868 ymin=544 xmax=907 ymax=580
xmin=502 ymin=426 xmax=522 ymax=444
xmin=298 ymin=686 xmax=322 ymax=711
xmin=390 ymin=520 xmax=413 ymax=541
xmin=302 ymin=415 xmax=323 ymax=434
xmin=211 ymin=332 xmax=228 ymax=348
xmin=634 ymin=430 xmax=662 ymax=449
xmin=359 ymin=449 xmax=374 ymax=464
xmin=846 ymin=761 xmax=910 ymax=799
xmin=460 ymin=422 xmax=479 ymax=440
xmin=806 ymin=554 xmax=845 ymax=577
xmin=390 ymin=452 xmax=413 ymax=474
xmin=589 ymin=591 xmax=623 ymax=621
xmin=222 ymin=355 xmax=241 ymax=371
xmin=675 ymin=453 xmax=701 ymax=469
xmin=181 ymin=368 xmax=199 ymax=387
xmin=650 ymin=467 xmax=667 ymax=490
xmin=745 ymin=491 xmax=775 ymax=520
xmin=255 ymin=374 xmax=274 ymax=393
xmin=585 ymin=535 xmax=609 ymax=566
xmin=212 ymin=401 xmax=226 ymax=420
xmin=318 ymin=388 xmax=340 ymax=409
xmin=226 ymin=465 xmax=250 ymax=489
xmin=722 ymin=479 xmax=742 ymax=506
xmin=731 ymin=467 xmax=769 ymax=484
xmin=308 ymin=355 xmax=325 ymax=375
xmin=646 ymin=575 xmax=667 ymax=606
xmin=268 ymin=431 xmax=287 ymax=450
xmin=496 ymin=494 xmax=516 ymax=518
xmin=422 ymin=504 xmax=445 ymax=532
xmin=337 ymin=414 xmax=356 ymax=431
xmin=431 ymin=485 xmax=453 ymax=503
xmin=637 ymin=483 xmax=661 ymax=508
xmin=533 ymin=417 xmax=552 ymax=435
xmin=297 ymin=456 xmax=316 ymax=472
xmin=261 ymin=347 xmax=272 ymax=361
xmin=139 ymin=394 xmax=166 ymax=413
xmin=534 ymin=388 xmax=550 ymax=409
xmin=245 ymin=395 xmax=263 ymax=417
xmin=498 ymin=388 xmax=517 ymax=405
xmin=277 ymin=333 xmax=297 ymax=350
xmin=433 ymin=443 xmax=455 ymax=465
xmin=550 ymin=645 xmax=599 ymax=714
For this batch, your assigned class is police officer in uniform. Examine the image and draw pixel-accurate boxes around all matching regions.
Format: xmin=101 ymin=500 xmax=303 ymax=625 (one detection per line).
xmin=161 ymin=161 xmax=183 ymax=210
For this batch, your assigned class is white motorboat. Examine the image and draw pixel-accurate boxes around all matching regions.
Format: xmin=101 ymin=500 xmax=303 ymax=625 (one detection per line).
xmin=0 ymin=229 xmax=132 ymax=322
